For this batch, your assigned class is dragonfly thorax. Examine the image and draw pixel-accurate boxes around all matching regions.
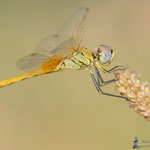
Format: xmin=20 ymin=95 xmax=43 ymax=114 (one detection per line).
xmin=96 ymin=45 xmax=115 ymax=66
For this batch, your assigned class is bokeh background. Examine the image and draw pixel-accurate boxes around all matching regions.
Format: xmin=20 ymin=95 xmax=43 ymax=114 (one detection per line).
xmin=0 ymin=0 xmax=150 ymax=150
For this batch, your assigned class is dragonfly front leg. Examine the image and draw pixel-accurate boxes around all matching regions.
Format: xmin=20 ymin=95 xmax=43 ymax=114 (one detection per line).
xmin=101 ymin=65 xmax=126 ymax=73
xmin=90 ymin=70 xmax=129 ymax=100
xmin=95 ymin=66 xmax=115 ymax=86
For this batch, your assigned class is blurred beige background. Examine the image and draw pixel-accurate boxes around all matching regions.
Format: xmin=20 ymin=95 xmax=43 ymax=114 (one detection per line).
xmin=0 ymin=0 xmax=150 ymax=150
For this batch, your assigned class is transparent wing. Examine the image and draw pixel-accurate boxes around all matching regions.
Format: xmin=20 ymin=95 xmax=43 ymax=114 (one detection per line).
xmin=55 ymin=7 xmax=89 ymax=52
xmin=35 ymin=34 xmax=58 ymax=55
xmin=17 ymin=35 xmax=58 ymax=72
xmin=17 ymin=53 xmax=49 ymax=72
xmin=17 ymin=8 xmax=89 ymax=72
xmin=35 ymin=7 xmax=89 ymax=54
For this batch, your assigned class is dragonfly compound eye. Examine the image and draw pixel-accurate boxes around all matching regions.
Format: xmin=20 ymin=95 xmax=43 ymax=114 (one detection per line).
xmin=99 ymin=45 xmax=115 ymax=65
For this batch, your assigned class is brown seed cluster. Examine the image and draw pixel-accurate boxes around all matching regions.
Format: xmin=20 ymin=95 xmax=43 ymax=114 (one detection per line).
xmin=115 ymin=69 xmax=150 ymax=121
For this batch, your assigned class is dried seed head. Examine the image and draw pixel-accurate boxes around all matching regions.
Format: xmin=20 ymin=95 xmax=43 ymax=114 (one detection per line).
xmin=115 ymin=68 xmax=150 ymax=121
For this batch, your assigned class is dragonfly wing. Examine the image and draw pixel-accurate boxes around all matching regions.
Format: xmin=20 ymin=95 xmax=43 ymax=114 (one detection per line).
xmin=17 ymin=53 xmax=49 ymax=72
xmin=17 ymin=35 xmax=59 ymax=72
xmin=17 ymin=34 xmax=68 ymax=72
xmin=35 ymin=34 xmax=58 ymax=55
xmin=35 ymin=8 xmax=89 ymax=55
xmin=17 ymin=8 xmax=89 ymax=72
xmin=56 ymin=7 xmax=89 ymax=51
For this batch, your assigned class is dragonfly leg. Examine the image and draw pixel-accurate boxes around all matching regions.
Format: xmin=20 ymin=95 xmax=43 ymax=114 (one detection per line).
xmin=90 ymin=70 xmax=131 ymax=101
xmin=95 ymin=66 xmax=115 ymax=86
xmin=101 ymin=65 xmax=126 ymax=73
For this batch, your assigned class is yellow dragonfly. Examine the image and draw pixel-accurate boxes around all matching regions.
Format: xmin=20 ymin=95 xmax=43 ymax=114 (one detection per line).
xmin=0 ymin=8 xmax=127 ymax=100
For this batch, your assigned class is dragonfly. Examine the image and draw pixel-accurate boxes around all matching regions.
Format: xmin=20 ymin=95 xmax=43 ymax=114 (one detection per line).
xmin=0 ymin=8 xmax=127 ymax=100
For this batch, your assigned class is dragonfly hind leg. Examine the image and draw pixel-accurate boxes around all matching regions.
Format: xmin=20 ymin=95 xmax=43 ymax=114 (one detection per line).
xmin=89 ymin=70 xmax=130 ymax=101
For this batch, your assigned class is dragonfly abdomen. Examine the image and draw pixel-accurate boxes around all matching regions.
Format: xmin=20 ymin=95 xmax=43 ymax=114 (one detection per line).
xmin=0 ymin=68 xmax=43 ymax=88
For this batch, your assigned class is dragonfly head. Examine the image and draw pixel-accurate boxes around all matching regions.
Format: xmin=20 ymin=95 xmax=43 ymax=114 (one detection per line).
xmin=97 ymin=45 xmax=115 ymax=65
